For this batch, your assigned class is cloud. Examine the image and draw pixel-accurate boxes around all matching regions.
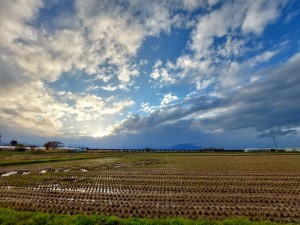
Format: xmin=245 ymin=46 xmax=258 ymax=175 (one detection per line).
xmin=242 ymin=1 xmax=287 ymax=34
xmin=139 ymin=93 xmax=180 ymax=114
xmin=73 ymin=0 xmax=184 ymax=87
xmin=160 ymin=93 xmax=179 ymax=107
xmin=151 ymin=0 xmax=289 ymax=90
xmin=0 ymin=55 xmax=68 ymax=137
xmin=199 ymin=51 xmax=300 ymax=135
xmin=181 ymin=0 xmax=205 ymax=11
xmin=0 ymin=73 xmax=134 ymax=137
xmin=0 ymin=81 xmax=66 ymax=136
xmin=0 ymin=0 xmax=184 ymax=138
xmin=57 ymin=92 xmax=135 ymax=121
xmin=247 ymin=50 xmax=278 ymax=67
xmin=258 ymin=128 xmax=297 ymax=138
xmin=190 ymin=1 xmax=246 ymax=57
xmin=105 ymin=50 xmax=300 ymax=143
xmin=0 ymin=1 xmax=86 ymax=83
xmin=0 ymin=44 xmax=134 ymax=138
xmin=1 ymin=0 xmax=189 ymax=93
xmin=0 ymin=0 xmax=43 ymax=46
xmin=108 ymin=94 xmax=223 ymax=137
xmin=196 ymin=79 xmax=214 ymax=91
xmin=284 ymin=9 xmax=300 ymax=24
xmin=150 ymin=60 xmax=176 ymax=85
xmin=12 ymin=30 xmax=86 ymax=82
xmin=140 ymin=103 xmax=158 ymax=114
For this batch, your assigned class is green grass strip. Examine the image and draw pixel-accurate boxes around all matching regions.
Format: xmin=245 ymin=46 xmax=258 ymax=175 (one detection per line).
xmin=0 ymin=208 xmax=297 ymax=225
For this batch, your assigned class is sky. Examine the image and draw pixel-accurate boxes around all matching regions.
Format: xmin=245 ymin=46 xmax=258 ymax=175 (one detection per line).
xmin=0 ymin=0 xmax=300 ymax=149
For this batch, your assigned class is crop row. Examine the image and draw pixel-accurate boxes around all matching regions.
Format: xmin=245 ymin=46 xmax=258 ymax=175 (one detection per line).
xmin=1 ymin=195 xmax=299 ymax=222
xmin=1 ymin=186 xmax=300 ymax=206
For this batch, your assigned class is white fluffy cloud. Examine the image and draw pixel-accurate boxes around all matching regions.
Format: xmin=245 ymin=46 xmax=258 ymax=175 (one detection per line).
xmin=0 ymin=80 xmax=66 ymax=136
xmin=150 ymin=0 xmax=289 ymax=90
xmin=0 ymin=77 xmax=134 ymax=137
xmin=11 ymin=30 xmax=86 ymax=82
xmin=139 ymin=93 xmax=180 ymax=115
xmin=0 ymin=0 xmax=181 ymax=137
xmin=242 ymin=1 xmax=287 ymax=34
xmin=0 ymin=0 xmax=42 ymax=46
xmin=190 ymin=0 xmax=287 ymax=55
xmin=161 ymin=93 xmax=179 ymax=107
xmin=57 ymin=92 xmax=135 ymax=121
xmin=0 ymin=0 xmax=185 ymax=91
xmin=150 ymin=60 xmax=176 ymax=85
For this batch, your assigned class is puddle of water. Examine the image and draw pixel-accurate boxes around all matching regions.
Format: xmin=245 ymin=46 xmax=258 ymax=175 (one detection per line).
xmin=22 ymin=172 xmax=31 ymax=175
xmin=39 ymin=170 xmax=47 ymax=174
xmin=80 ymin=169 xmax=88 ymax=172
xmin=1 ymin=172 xmax=17 ymax=177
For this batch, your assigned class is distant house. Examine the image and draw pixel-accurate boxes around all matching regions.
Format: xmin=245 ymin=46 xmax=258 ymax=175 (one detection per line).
xmin=62 ymin=147 xmax=87 ymax=152
xmin=244 ymin=148 xmax=300 ymax=152
xmin=285 ymin=148 xmax=300 ymax=152
xmin=0 ymin=146 xmax=15 ymax=151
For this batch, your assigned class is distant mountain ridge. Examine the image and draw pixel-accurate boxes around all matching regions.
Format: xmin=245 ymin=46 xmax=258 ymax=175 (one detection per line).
xmin=168 ymin=143 xmax=201 ymax=150
xmin=0 ymin=141 xmax=9 ymax=146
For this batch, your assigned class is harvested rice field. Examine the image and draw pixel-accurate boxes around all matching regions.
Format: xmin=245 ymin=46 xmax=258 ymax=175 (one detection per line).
xmin=1 ymin=151 xmax=300 ymax=223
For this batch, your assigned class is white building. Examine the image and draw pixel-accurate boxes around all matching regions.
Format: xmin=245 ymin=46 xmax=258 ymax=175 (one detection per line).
xmin=244 ymin=147 xmax=300 ymax=152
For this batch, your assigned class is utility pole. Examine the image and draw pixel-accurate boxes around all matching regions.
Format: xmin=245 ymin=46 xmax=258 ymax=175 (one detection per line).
xmin=272 ymin=135 xmax=278 ymax=150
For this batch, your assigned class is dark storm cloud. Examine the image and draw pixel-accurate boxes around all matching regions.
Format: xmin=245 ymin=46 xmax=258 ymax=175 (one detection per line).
xmin=258 ymin=128 xmax=297 ymax=138
xmin=222 ymin=52 xmax=300 ymax=134
xmin=111 ymin=94 xmax=223 ymax=135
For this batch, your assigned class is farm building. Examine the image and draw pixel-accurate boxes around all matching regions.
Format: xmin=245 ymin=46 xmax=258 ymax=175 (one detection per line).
xmin=244 ymin=148 xmax=300 ymax=152
xmin=285 ymin=148 xmax=300 ymax=152
xmin=0 ymin=146 xmax=15 ymax=151
xmin=58 ymin=147 xmax=87 ymax=152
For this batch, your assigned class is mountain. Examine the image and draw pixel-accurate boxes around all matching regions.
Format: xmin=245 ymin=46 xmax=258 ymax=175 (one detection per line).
xmin=0 ymin=141 xmax=9 ymax=146
xmin=168 ymin=143 xmax=202 ymax=150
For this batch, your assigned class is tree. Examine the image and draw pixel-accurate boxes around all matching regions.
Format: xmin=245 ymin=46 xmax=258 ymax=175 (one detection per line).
xmin=44 ymin=141 xmax=64 ymax=150
xmin=10 ymin=139 xmax=18 ymax=146
xmin=15 ymin=144 xmax=26 ymax=152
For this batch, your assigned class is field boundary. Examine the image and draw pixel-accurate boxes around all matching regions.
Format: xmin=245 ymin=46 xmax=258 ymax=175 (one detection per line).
xmin=0 ymin=207 xmax=295 ymax=225
xmin=0 ymin=156 xmax=110 ymax=167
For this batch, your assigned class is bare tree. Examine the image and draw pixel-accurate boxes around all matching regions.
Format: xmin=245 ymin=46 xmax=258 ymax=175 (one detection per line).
xmin=44 ymin=141 xmax=64 ymax=150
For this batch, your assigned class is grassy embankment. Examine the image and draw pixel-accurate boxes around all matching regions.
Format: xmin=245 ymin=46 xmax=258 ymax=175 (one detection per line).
xmin=0 ymin=207 xmax=295 ymax=225
xmin=0 ymin=151 xmax=123 ymax=167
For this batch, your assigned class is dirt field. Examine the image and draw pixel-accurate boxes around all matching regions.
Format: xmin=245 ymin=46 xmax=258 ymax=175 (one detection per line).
xmin=1 ymin=152 xmax=300 ymax=222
